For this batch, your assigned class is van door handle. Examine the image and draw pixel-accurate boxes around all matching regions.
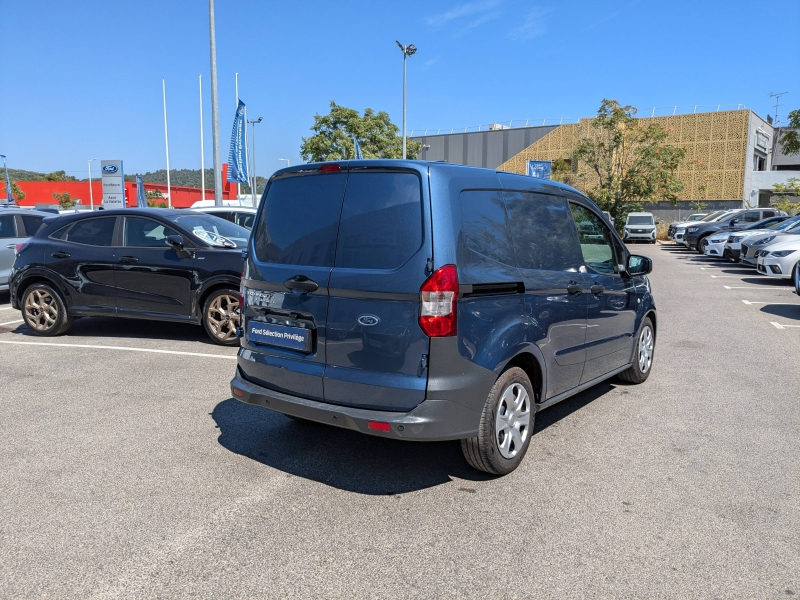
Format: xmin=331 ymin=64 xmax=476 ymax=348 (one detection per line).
xmin=7 ymin=244 xmax=16 ymax=250
xmin=51 ymin=251 xmax=70 ymax=258
xmin=590 ymin=283 xmax=605 ymax=295
xmin=119 ymin=256 xmax=139 ymax=264
xmin=284 ymin=275 xmax=319 ymax=293
xmin=566 ymin=281 xmax=583 ymax=295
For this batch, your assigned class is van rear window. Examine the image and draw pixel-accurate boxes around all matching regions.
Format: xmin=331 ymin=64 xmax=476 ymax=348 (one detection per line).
xmin=335 ymin=172 xmax=422 ymax=270
xmin=459 ymin=191 xmax=515 ymax=266
xmin=253 ymin=173 xmax=347 ymax=267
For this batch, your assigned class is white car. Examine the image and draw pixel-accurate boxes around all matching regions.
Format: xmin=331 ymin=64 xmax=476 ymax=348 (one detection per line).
xmin=756 ymin=238 xmax=800 ymax=280
xmin=191 ymin=206 xmax=257 ymax=230
xmin=724 ymin=215 xmax=799 ymax=262
xmin=740 ymin=221 xmax=800 ymax=266
xmin=623 ymin=212 xmax=657 ymax=243
xmin=703 ymin=232 xmax=732 ymax=259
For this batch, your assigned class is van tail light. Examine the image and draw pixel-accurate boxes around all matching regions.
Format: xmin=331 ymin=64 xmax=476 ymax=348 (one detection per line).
xmin=419 ymin=264 xmax=458 ymax=337
xmin=238 ymin=267 xmax=245 ymax=310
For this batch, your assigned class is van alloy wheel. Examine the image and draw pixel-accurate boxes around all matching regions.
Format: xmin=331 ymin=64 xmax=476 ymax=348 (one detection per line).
xmin=495 ymin=383 xmax=531 ymax=459
xmin=206 ymin=293 xmax=240 ymax=343
xmin=24 ymin=289 xmax=59 ymax=331
xmin=638 ymin=324 xmax=654 ymax=374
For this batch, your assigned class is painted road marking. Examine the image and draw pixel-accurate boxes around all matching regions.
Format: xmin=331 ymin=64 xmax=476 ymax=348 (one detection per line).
xmin=710 ymin=275 xmax=737 ymax=278
xmin=741 ymin=300 xmax=799 ymax=305
xmin=0 ymin=319 xmax=23 ymax=326
xmin=771 ymin=322 xmax=800 ymax=330
xmin=0 ymin=340 xmax=237 ymax=360
xmin=724 ymin=285 xmax=794 ymax=290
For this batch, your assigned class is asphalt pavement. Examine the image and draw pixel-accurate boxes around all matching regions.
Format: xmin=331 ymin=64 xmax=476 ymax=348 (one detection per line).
xmin=1 ymin=244 xmax=798 ymax=598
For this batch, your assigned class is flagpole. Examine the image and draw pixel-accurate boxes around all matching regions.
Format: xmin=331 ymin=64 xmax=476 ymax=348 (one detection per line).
xmin=162 ymin=78 xmax=172 ymax=209
xmin=209 ymin=0 xmax=222 ymax=207
xmin=199 ymin=74 xmax=205 ymax=201
xmin=235 ymin=72 xmax=240 ymax=200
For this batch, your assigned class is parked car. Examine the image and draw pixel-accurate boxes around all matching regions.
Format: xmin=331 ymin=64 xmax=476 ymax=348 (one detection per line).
xmin=192 ymin=206 xmax=258 ymax=230
xmin=756 ymin=238 xmax=800 ymax=280
xmin=623 ymin=212 xmax=657 ymax=243
xmin=722 ymin=215 xmax=796 ymax=261
xmin=602 ymin=211 xmax=615 ymax=227
xmin=10 ymin=209 xmax=248 ymax=345
xmin=0 ymin=208 xmax=52 ymax=292
xmin=669 ymin=210 xmax=730 ymax=245
xmin=684 ymin=208 xmax=784 ymax=253
xmin=740 ymin=219 xmax=800 ymax=266
xmin=230 ymin=160 xmax=657 ymax=475
xmin=704 ymin=215 xmax=790 ymax=260
xmin=795 ymin=258 xmax=800 ymax=296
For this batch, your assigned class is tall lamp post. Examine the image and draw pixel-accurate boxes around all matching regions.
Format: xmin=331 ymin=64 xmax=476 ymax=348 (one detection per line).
xmin=1 ymin=154 xmax=12 ymax=204
xmin=278 ymin=158 xmax=290 ymax=168
xmin=395 ymin=40 xmax=417 ymax=159
xmin=247 ymin=116 xmax=263 ymax=205
xmin=87 ymin=158 xmax=97 ymax=210
xmin=209 ymin=0 xmax=222 ymax=206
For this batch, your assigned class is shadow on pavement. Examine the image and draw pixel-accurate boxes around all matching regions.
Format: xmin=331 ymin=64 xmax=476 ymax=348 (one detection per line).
xmin=212 ymin=381 xmax=614 ymax=494
xmin=740 ymin=277 xmax=792 ymax=287
xmin=760 ymin=304 xmax=800 ymax=320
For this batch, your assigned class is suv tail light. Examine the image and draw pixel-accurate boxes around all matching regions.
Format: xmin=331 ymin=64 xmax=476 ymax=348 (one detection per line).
xmin=419 ymin=264 xmax=458 ymax=337
xmin=15 ymin=242 xmax=28 ymax=255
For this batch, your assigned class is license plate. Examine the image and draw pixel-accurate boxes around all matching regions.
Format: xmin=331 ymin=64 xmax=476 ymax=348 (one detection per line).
xmin=248 ymin=321 xmax=312 ymax=352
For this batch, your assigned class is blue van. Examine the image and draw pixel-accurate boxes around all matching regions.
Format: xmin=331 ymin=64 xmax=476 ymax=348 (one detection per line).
xmin=231 ymin=161 xmax=656 ymax=474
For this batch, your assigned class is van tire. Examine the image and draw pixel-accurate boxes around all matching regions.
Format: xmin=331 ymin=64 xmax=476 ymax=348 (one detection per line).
xmin=461 ymin=367 xmax=535 ymax=476
xmin=617 ymin=317 xmax=655 ymax=384
xmin=20 ymin=282 xmax=73 ymax=336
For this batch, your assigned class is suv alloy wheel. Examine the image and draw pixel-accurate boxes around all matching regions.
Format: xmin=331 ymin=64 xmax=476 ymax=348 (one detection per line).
xmin=21 ymin=282 xmax=73 ymax=336
xmin=203 ymin=288 xmax=241 ymax=346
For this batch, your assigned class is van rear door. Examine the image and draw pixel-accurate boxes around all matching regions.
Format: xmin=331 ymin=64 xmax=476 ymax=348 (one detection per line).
xmin=241 ymin=170 xmax=347 ymax=401
xmin=323 ymin=167 xmax=433 ymax=412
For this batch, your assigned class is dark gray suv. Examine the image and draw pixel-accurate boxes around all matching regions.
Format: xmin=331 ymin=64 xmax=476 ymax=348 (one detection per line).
xmin=231 ymin=161 xmax=657 ymax=474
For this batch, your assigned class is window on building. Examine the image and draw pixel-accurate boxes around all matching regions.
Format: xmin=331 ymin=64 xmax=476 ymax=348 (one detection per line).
xmin=753 ymin=154 xmax=766 ymax=171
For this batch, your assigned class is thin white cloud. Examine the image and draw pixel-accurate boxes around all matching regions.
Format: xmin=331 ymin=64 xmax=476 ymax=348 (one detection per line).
xmin=426 ymin=0 xmax=503 ymax=27
xmin=509 ymin=7 xmax=549 ymax=40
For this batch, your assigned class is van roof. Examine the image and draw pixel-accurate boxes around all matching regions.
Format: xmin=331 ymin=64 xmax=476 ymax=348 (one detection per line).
xmin=627 ymin=212 xmax=654 ymax=217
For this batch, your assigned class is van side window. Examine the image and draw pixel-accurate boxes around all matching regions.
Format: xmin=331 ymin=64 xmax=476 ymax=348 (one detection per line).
xmin=569 ymin=203 xmax=619 ymax=274
xmin=504 ymin=192 xmax=583 ymax=271
xmin=459 ymin=190 xmax=515 ymax=266
xmin=335 ymin=172 xmax=422 ymax=270
xmin=253 ymin=173 xmax=347 ymax=267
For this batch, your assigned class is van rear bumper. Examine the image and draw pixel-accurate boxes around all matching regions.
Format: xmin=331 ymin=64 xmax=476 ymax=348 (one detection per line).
xmin=230 ymin=368 xmax=480 ymax=441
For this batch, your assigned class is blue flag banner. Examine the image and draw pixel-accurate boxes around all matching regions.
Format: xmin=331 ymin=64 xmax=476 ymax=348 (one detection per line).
xmin=1 ymin=155 xmax=12 ymax=203
xmin=227 ymin=100 xmax=249 ymax=184
xmin=352 ymin=137 xmax=363 ymax=159
xmin=136 ymin=176 xmax=147 ymax=208
xmin=527 ymin=160 xmax=552 ymax=179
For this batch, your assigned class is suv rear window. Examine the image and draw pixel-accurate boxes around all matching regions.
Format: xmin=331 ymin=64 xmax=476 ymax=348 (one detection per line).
xmin=253 ymin=173 xmax=347 ymax=267
xmin=335 ymin=172 xmax=422 ymax=270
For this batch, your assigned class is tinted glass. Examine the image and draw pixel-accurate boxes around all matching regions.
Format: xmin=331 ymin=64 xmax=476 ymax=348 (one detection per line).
xmin=763 ymin=210 xmax=776 ymax=218
xmin=0 ymin=214 xmax=16 ymax=238
xmin=459 ymin=190 xmax=515 ymax=266
xmin=170 ymin=214 xmax=249 ymax=247
xmin=235 ymin=212 xmax=255 ymax=230
xmin=627 ymin=215 xmax=654 ymax=225
xmin=66 ymin=217 xmax=116 ymax=246
xmin=740 ymin=211 xmax=760 ymax=223
xmin=254 ymin=173 xmax=346 ymax=266
xmin=21 ymin=215 xmax=44 ymax=236
xmin=336 ymin=172 xmax=422 ymax=270
xmin=505 ymin=192 xmax=583 ymax=271
xmin=570 ymin=204 xmax=619 ymax=274
xmin=702 ymin=211 xmax=725 ymax=222
xmin=124 ymin=217 xmax=180 ymax=247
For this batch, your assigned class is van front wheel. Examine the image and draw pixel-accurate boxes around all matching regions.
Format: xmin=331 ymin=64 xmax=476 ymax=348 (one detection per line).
xmin=461 ymin=367 xmax=535 ymax=475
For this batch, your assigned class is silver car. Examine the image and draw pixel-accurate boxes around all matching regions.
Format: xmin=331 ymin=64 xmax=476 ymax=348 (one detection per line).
xmin=0 ymin=209 xmax=52 ymax=291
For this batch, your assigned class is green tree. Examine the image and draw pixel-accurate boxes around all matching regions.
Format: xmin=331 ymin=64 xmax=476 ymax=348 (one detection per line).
xmin=145 ymin=189 xmax=168 ymax=208
xmin=1 ymin=179 xmax=26 ymax=202
xmin=778 ymin=110 xmax=799 ymax=156
xmin=572 ymin=99 xmax=686 ymax=231
xmin=43 ymin=170 xmax=76 ymax=181
xmin=52 ymin=191 xmax=77 ymax=209
xmin=772 ymin=177 xmax=800 ymax=215
xmin=300 ymin=101 xmax=421 ymax=162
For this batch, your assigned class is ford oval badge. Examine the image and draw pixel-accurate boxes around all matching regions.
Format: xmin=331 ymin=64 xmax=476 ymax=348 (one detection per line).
xmin=102 ymin=164 xmax=118 ymax=173
xmin=356 ymin=314 xmax=380 ymax=327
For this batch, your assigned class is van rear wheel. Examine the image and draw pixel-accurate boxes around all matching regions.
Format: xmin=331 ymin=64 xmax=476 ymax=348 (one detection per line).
xmin=617 ymin=317 xmax=655 ymax=384
xmin=461 ymin=367 xmax=535 ymax=475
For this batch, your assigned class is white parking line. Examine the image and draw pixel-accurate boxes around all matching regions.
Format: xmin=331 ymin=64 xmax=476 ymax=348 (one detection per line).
xmin=724 ymin=285 xmax=794 ymax=290
xmin=0 ymin=319 xmax=23 ymax=326
xmin=710 ymin=275 xmax=737 ymax=278
xmin=741 ymin=300 xmax=799 ymax=305
xmin=771 ymin=322 xmax=800 ymax=330
xmin=0 ymin=340 xmax=237 ymax=360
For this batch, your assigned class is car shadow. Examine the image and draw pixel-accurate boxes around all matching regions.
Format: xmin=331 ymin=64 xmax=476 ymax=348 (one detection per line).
xmin=211 ymin=381 xmax=614 ymax=494
xmin=759 ymin=304 xmax=800 ymax=320
xmin=740 ymin=277 xmax=791 ymax=287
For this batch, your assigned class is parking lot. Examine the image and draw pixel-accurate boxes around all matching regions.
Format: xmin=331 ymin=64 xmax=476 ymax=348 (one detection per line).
xmin=1 ymin=243 xmax=798 ymax=598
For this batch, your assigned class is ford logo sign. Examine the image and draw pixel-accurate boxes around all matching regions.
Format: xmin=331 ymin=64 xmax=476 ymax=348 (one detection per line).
xmin=356 ymin=314 xmax=380 ymax=327
xmin=102 ymin=164 xmax=118 ymax=173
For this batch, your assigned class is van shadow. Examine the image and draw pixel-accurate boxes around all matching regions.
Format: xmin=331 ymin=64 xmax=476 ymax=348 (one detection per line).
xmin=211 ymin=383 xmax=612 ymax=495
xmin=760 ymin=304 xmax=800 ymax=320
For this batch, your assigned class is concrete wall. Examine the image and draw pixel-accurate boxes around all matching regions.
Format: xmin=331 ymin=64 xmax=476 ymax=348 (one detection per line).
xmin=642 ymin=200 xmax=745 ymax=224
xmin=411 ymin=125 xmax=557 ymax=169
xmin=744 ymin=112 xmax=774 ymax=207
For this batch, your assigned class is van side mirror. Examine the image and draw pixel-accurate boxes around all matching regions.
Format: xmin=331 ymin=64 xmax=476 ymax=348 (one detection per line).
xmin=165 ymin=234 xmax=191 ymax=258
xmin=626 ymin=254 xmax=652 ymax=277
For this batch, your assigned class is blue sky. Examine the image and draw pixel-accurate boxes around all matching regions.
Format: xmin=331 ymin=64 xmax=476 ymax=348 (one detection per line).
xmin=1 ymin=0 xmax=798 ymax=180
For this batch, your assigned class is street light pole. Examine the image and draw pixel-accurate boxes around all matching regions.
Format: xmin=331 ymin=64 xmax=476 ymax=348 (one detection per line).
xmin=209 ymin=0 xmax=223 ymax=207
xmin=199 ymin=74 xmax=206 ymax=201
xmin=247 ymin=117 xmax=263 ymax=206
xmin=278 ymin=158 xmax=290 ymax=168
xmin=162 ymin=78 xmax=172 ymax=209
xmin=88 ymin=158 xmax=97 ymax=210
xmin=396 ymin=41 xmax=417 ymax=159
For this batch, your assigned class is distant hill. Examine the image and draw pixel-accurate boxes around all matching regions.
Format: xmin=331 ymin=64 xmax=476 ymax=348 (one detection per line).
xmin=7 ymin=168 xmax=77 ymax=182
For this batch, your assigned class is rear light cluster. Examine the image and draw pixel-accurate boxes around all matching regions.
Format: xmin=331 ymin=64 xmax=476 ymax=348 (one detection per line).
xmin=15 ymin=242 xmax=28 ymax=255
xmin=238 ymin=268 xmax=245 ymax=310
xmin=419 ymin=264 xmax=458 ymax=337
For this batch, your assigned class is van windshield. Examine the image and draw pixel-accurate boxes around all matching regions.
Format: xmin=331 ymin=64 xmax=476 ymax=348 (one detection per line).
xmin=627 ymin=216 xmax=654 ymax=225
